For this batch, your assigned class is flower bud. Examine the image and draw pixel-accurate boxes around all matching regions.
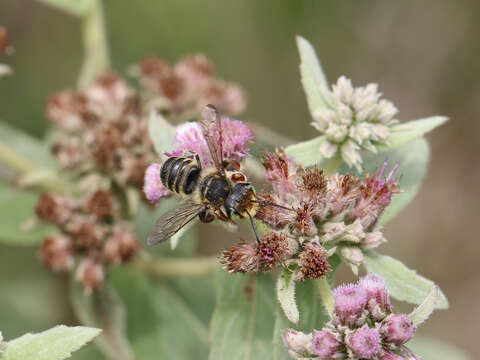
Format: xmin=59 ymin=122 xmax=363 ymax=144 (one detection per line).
xmin=340 ymin=246 xmax=364 ymax=266
xmin=346 ymin=325 xmax=382 ymax=358
xmin=282 ymin=329 xmax=312 ymax=357
xmin=381 ymin=314 xmax=415 ymax=346
xmin=311 ymin=330 xmax=343 ymax=358
xmin=359 ymin=274 xmax=391 ymax=320
xmin=333 ymin=283 xmax=368 ymax=327
xmin=75 ymin=258 xmax=104 ymax=292
xmin=363 ymin=230 xmax=386 ymax=249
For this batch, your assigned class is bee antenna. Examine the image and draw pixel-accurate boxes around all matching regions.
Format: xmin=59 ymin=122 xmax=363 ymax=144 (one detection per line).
xmin=246 ymin=210 xmax=260 ymax=244
xmin=250 ymin=199 xmax=295 ymax=212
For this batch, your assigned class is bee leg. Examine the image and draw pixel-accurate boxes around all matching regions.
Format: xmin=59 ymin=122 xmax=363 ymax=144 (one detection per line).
xmin=199 ymin=208 xmax=215 ymax=223
xmin=246 ymin=210 xmax=260 ymax=244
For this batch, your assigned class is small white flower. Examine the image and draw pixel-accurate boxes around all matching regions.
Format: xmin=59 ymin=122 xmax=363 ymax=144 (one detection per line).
xmin=311 ymin=76 xmax=399 ymax=168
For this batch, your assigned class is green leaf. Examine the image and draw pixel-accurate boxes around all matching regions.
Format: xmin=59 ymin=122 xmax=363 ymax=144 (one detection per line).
xmin=0 ymin=181 xmax=55 ymax=246
xmin=35 ymin=0 xmax=92 ymax=17
xmin=383 ymin=116 xmax=448 ymax=150
xmin=409 ymin=286 xmax=439 ymax=326
xmin=409 ymin=335 xmax=472 ymax=360
xmin=148 ymin=111 xmax=177 ymax=156
xmin=363 ymin=251 xmax=448 ymax=309
xmin=296 ymin=36 xmax=331 ymax=115
xmin=276 ymin=271 xmax=299 ymax=325
xmin=285 ymin=135 xmax=326 ymax=167
xmin=1 ymin=325 xmax=101 ymax=360
xmin=339 ymin=137 xmax=429 ymax=225
xmin=70 ymin=281 xmax=134 ymax=360
xmin=77 ymin=0 xmax=110 ymax=89
xmin=110 ymin=267 xmax=212 ymax=360
xmin=209 ymin=269 xmax=329 ymax=360
xmin=0 ymin=121 xmax=57 ymax=170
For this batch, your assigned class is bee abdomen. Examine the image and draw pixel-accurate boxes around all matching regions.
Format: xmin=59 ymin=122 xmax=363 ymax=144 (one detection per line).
xmin=160 ymin=156 xmax=200 ymax=195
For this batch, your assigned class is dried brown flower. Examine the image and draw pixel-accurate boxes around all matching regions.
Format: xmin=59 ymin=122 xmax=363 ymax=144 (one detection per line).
xmin=220 ymin=241 xmax=259 ymax=273
xmin=75 ymin=258 xmax=104 ymax=292
xmin=35 ymin=192 xmax=72 ymax=225
xmin=103 ymin=226 xmax=140 ymax=264
xmin=297 ymin=241 xmax=330 ymax=281
xmin=85 ymin=189 xmax=115 ymax=220
xmin=40 ymin=235 xmax=74 ymax=271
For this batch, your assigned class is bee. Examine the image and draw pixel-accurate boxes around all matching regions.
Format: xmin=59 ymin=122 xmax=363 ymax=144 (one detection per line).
xmin=148 ymin=104 xmax=283 ymax=246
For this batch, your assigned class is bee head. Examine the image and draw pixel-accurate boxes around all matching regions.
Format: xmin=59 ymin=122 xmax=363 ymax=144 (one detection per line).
xmin=224 ymin=183 xmax=258 ymax=219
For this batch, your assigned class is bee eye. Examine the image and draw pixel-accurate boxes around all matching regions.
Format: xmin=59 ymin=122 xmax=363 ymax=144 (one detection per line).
xmin=231 ymin=173 xmax=246 ymax=183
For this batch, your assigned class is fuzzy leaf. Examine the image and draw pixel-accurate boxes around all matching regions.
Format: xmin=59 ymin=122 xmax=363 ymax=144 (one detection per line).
xmin=363 ymin=251 xmax=448 ymax=309
xmin=383 ymin=116 xmax=448 ymax=150
xmin=285 ymin=135 xmax=326 ymax=167
xmin=409 ymin=286 xmax=439 ymax=326
xmin=209 ymin=269 xmax=329 ymax=360
xmin=70 ymin=281 xmax=135 ymax=360
xmin=0 ymin=121 xmax=57 ymax=170
xmin=148 ymin=111 xmax=176 ymax=156
xmin=35 ymin=0 xmax=91 ymax=17
xmin=409 ymin=336 xmax=472 ymax=360
xmin=276 ymin=271 xmax=299 ymax=325
xmin=296 ymin=35 xmax=331 ymax=114
xmin=110 ymin=267 xmax=212 ymax=360
xmin=0 ymin=325 xmax=101 ymax=360
xmin=0 ymin=181 xmax=55 ymax=246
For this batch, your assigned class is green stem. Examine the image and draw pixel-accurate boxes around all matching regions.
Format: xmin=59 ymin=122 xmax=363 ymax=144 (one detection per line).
xmin=323 ymin=154 xmax=341 ymax=175
xmin=78 ymin=0 xmax=110 ymax=89
xmin=131 ymin=256 xmax=218 ymax=278
xmin=316 ymin=277 xmax=334 ymax=317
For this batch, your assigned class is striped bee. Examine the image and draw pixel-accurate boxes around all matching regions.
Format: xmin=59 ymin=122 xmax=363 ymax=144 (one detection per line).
xmin=148 ymin=104 xmax=277 ymax=246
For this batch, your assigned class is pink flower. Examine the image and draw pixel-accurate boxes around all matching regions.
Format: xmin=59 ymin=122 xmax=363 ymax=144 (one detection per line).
xmin=143 ymin=163 xmax=170 ymax=202
xmin=311 ymin=330 xmax=342 ymax=358
xmin=171 ymin=118 xmax=253 ymax=168
xmin=346 ymin=325 xmax=382 ymax=358
xmin=381 ymin=314 xmax=415 ymax=346
xmin=333 ymin=283 xmax=368 ymax=327
xmin=359 ymin=273 xmax=392 ymax=320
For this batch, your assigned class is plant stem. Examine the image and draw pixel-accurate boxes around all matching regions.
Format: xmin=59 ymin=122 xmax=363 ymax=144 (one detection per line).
xmin=131 ymin=256 xmax=218 ymax=278
xmin=323 ymin=154 xmax=341 ymax=175
xmin=78 ymin=0 xmax=110 ymax=89
xmin=316 ymin=277 xmax=334 ymax=317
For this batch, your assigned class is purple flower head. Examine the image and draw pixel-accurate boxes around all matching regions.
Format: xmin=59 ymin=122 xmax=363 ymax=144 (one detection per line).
xmin=143 ymin=163 xmax=170 ymax=202
xmin=359 ymin=274 xmax=392 ymax=320
xmin=333 ymin=283 xmax=368 ymax=327
xmin=346 ymin=325 xmax=382 ymax=358
xmin=171 ymin=118 xmax=253 ymax=168
xmin=379 ymin=350 xmax=405 ymax=360
xmin=311 ymin=330 xmax=342 ymax=358
xmin=381 ymin=314 xmax=415 ymax=346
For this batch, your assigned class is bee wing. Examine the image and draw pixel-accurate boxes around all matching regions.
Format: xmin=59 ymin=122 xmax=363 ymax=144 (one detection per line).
xmin=199 ymin=104 xmax=225 ymax=175
xmin=147 ymin=199 xmax=204 ymax=245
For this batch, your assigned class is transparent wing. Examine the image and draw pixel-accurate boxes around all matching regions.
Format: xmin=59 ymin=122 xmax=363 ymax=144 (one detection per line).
xmin=147 ymin=199 xmax=204 ymax=245
xmin=200 ymin=104 xmax=224 ymax=175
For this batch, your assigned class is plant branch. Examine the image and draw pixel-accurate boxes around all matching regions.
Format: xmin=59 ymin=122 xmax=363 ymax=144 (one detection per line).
xmin=131 ymin=256 xmax=218 ymax=278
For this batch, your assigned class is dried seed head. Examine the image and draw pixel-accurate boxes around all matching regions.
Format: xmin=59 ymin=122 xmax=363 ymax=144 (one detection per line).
xmin=45 ymin=90 xmax=89 ymax=132
xmin=35 ymin=192 xmax=73 ymax=225
xmin=40 ymin=235 xmax=74 ymax=271
xmin=91 ymin=122 xmax=123 ymax=170
xmin=297 ymin=241 xmax=330 ymax=281
xmin=68 ymin=220 xmax=104 ymax=250
xmin=261 ymin=149 xmax=298 ymax=199
xmin=346 ymin=325 xmax=382 ymax=358
xmin=381 ymin=314 xmax=415 ymax=346
xmin=300 ymin=167 xmax=327 ymax=195
xmin=257 ymin=232 xmax=291 ymax=270
xmin=254 ymin=194 xmax=294 ymax=229
xmin=220 ymin=241 xmax=259 ymax=273
xmin=327 ymin=173 xmax=360 ymax=217
xmin=103 ymin=226 xmax=140 ymax=264
xmin=75 ymin=258 xmax=104 ymax=292
xmin=311 ymin=330 xmax=343 ymax=358
xmin=85 ymin=189 xmax=115 ymax=220
xmin=333 ymin=283 xmax=368 ymax=327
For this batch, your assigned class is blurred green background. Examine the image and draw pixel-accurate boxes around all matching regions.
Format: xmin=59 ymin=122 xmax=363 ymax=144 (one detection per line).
xmin=0 ymin=0 xmax=478 ymax=358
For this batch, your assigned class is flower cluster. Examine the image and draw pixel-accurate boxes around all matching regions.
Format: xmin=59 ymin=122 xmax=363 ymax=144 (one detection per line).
xmin=0 ymin=26 xmax=12 ymax=77
xmin=144 ymin=115 xmax=253 ymax=203
xmin=36 ymin=190 xmax=139 ymax=291
xmin=312 ymin=76 xmax=399 ymax=169
xmin=246 ymin=150 xmax=399 ymax=273
xmin=132 ymin=54 xmax=246 ymax=119
xmin=283 ymin=274 xmax=418 ymax=359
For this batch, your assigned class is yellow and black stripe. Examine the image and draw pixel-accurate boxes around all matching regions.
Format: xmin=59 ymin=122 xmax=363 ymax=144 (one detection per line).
xmin=160 ymin=156 xmax=201 ymax=195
